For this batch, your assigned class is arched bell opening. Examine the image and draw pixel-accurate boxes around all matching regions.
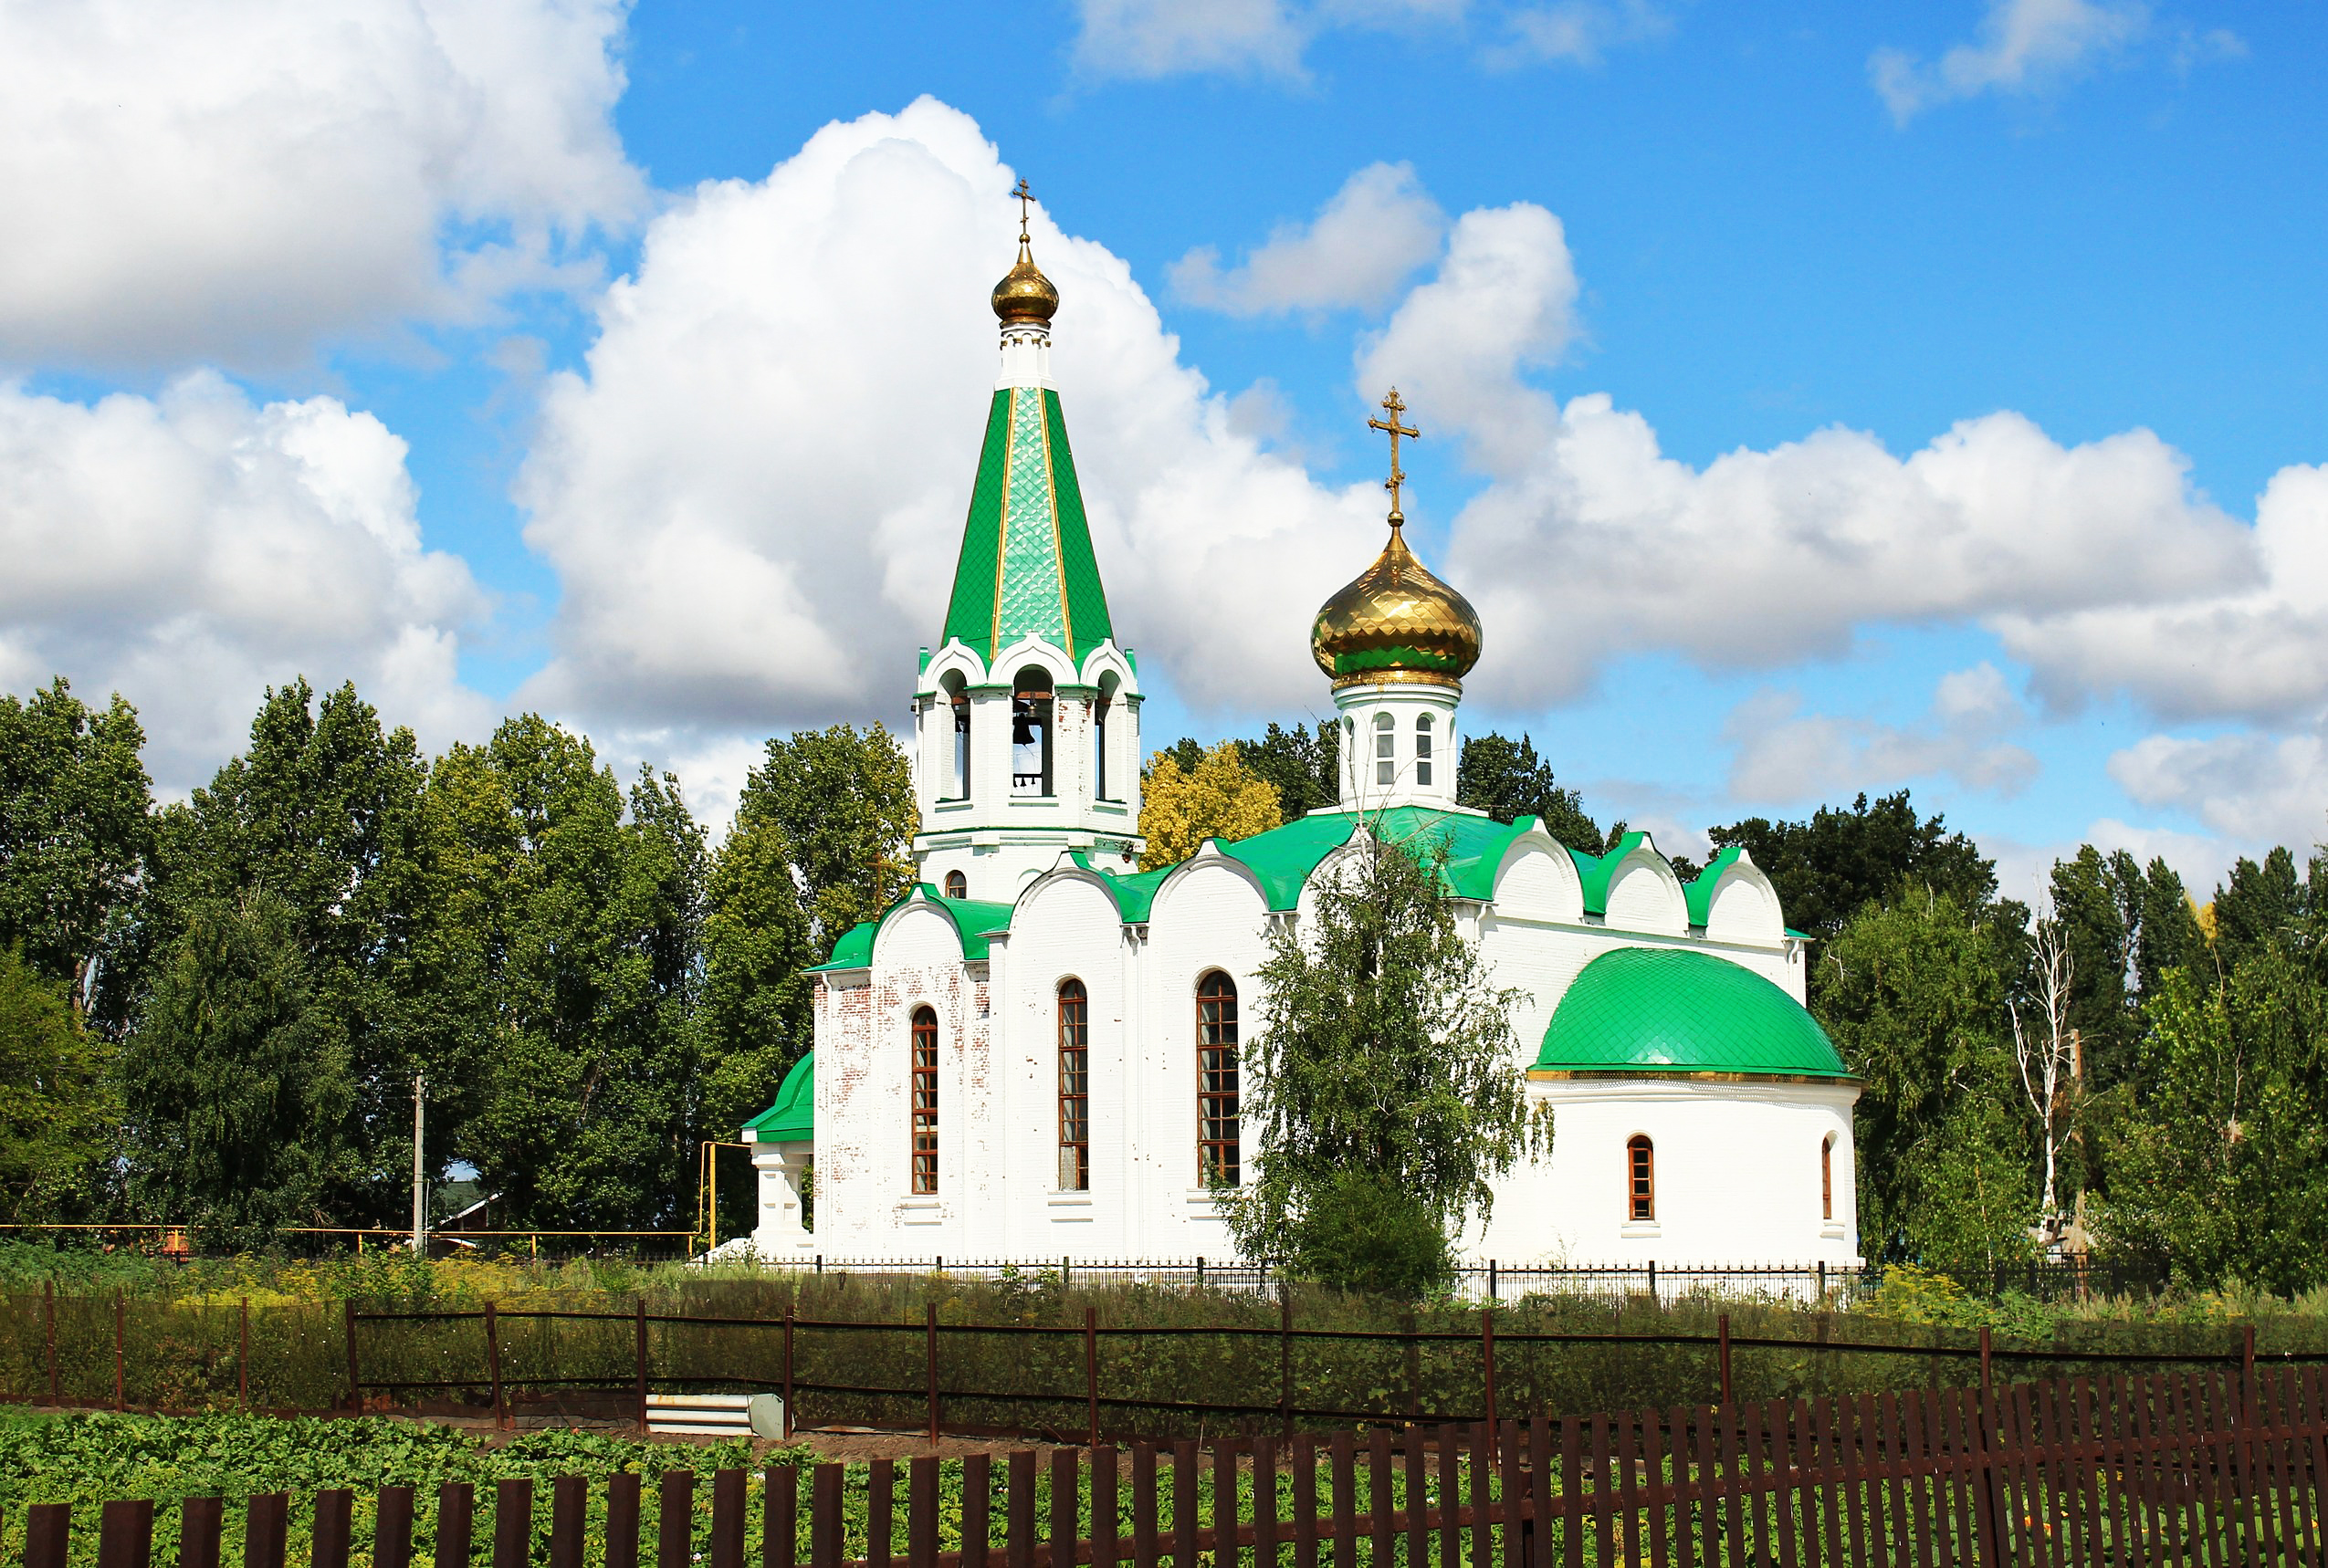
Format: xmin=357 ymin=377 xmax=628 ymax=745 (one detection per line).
xmin=1095 ymin=671 xmax=1120 ymax=801
xmin=939 ymin=671 xmax=970 ymax=800
xmin=1012 ymin=667 xmax=1054 ymax=796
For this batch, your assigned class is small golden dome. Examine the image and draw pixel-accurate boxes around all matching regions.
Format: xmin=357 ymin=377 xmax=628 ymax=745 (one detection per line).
xmin=1311 ymin=523 xmax=1482 ymax=689
xmin=991 ymin=237 xmax=1059 ymax=325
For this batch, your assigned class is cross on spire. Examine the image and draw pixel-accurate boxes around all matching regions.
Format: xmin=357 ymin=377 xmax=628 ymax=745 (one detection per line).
xmin=1368 ymin=388 xmax=1420 ymax=525
xmin=1012 ymin=177 xmax=1034 ymax=241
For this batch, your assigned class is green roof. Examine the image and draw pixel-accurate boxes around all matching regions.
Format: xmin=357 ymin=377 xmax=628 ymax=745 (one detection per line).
xmin=807 ymin=920 xmax=878 ymax=971
xmin=1533 ymin=947 xmax=1851 ymax=1078
xmin=1213 ymin=808 xmax=1531 ymax=912
xmin=1070 ymin=853 xmax=1172 ymax=923
xmin=742 ymin=1052 xmax=813 ymax=1142
xmin=939 ymin=387 xmax=1115 ymax=666
xmin=805 ymin=886 xmax=1013 ymax=969
xmin=1682 ymin=845 xmax=1743 ymax=928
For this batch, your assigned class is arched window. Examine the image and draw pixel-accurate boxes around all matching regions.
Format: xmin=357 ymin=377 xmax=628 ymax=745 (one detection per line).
xmin=1415 ymin=713 xmax=1434 ymax=787
xmin=1821 ymin=1135 xmax=1834 ymax=1221
xmin=941 ymin=674 xmax=970 ymax=800
xmin=1626 ymin=1135 xmax=1654 ymax=1221
xmin=910 ymin=1007 xmax=939 ymax=1194
xmin=1058 ymin=979 xmax=1090 ymax=1191
xmin=1096 ymin=674 xmax=1118 ymax=801
xmin=1197 ymin=972 xmax=1240 ymax=1186
xmin=1012 ymin=668 xmax=1054 ymax=796
xmin=943 ymin=870 xmax=967 ymax=900
xmin=1374 ymin=712 xmax=1395 ymax=786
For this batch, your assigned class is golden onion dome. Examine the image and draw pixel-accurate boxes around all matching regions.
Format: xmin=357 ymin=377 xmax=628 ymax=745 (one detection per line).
xmin=1310 ymin=522 xmax=1482 ymax=689
xmin=991 ymin=236 xmax=1060 ymax=325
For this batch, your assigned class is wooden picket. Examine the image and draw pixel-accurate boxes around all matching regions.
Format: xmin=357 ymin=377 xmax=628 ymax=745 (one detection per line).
xmin=14 ymin=1367 xmax=2328 ymax=1567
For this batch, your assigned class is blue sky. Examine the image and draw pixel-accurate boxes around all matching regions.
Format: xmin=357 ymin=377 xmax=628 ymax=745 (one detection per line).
xmin=3 ymin=0 xmax=2323 ymax=894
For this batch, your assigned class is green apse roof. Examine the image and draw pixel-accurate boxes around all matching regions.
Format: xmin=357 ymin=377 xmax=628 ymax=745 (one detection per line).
xmin=803 ymin=887 xmax=1013 ymax=970
xmin=1532 ymin=947 xmax=1851 ymax=1079
xmin=940 ymin=387 xmax=1115 ymax=666
xmin=742 ymin=1052 xmax=813 ymax=1143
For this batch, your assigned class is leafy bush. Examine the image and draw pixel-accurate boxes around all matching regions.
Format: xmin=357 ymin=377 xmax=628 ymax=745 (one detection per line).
xmin=1288 ymin=1173 xmax=1452 ymax=1301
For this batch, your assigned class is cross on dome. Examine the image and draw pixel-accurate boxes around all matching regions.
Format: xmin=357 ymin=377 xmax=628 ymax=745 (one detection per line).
xmin=1368 ymin=387 xmax=1420 ymax=525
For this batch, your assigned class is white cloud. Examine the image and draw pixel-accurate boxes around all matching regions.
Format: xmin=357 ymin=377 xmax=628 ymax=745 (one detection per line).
xmin=1492 ymin=1 xmax=1671 ymax=68
xmin=1871 ymin=0 xmax=2150 ymax=124
xmin=515 ymin=98 xmax=1384 ymax=740
xmin=1723 ymin=664 xmax=2040 ymax=807
xmin=1069 ymin=0 xmax=1477 ymax=82
xmin=0 ymin=0 xmax=645 ymax=369
xmin=1994 ymin=465 xmax=2328 ymax=724
xmin=0 ymin=373 xmax=489 ymax=788
xmin=2108 ymin=730 xmax=2328 ymax=854
xmin=1169 ymin=163 xmax=1446 ymax=316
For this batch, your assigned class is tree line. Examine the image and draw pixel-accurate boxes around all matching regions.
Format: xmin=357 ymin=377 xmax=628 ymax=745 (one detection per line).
xmin=5 ymin=674 xmax=2326 ymax=1291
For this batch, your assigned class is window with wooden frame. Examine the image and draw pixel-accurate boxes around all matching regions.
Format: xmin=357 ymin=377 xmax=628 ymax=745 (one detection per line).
xmin=1057 ymin=978 xmax=1090 ymax=1191
xmin=1821 ymin=1135 xmax=1833 ymax=1221
xmin=944 ymin=870 xmax=967 ymax=900
xmin=1197 ymin=971 xmax=1240 ymax=1186
xmin=910 ymin=1007 xmax=939 ymax=1194
xmin=1626 ymin=1134 xmax=1654 ymax=1221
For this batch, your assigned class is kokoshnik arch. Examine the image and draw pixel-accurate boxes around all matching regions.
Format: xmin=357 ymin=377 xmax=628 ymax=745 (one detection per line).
xmin=739 ymin=197 xmax=1862 ymax=1270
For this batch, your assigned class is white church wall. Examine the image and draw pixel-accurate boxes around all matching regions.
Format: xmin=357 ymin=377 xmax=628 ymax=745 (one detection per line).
xmin=814 ymin=903 xmax=990 ymax=1260
xmin=1473 ymin=1078 xmax=1861 ymax=1267
xmin=1138 ymin=855 xmax=1274 ymax=1259
xmin=1491 ymin=835 xmax=1586 ymax=925
xmin=998 ymin=872 xmax=1138 ymax=1256
xmin=1604 ymin=848 xmax=1689 ymax=936
xmin=1702 ymin=859 xmax=1786 ymax=948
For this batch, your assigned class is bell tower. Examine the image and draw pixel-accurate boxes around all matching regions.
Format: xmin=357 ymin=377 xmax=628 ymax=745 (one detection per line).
xmin=910 ymin=184 xmax=1144 ymax=902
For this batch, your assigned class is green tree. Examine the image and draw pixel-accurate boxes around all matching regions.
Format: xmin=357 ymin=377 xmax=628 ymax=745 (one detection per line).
xmin=1817 ymin=889 xmax=2036 ymax=1271
xmin=1710 ymin=790 xmax=1997 ymax=943
xmin=1455 ymin=732 xmax=1602 ymax=852
xmin=2210 ymin=848 xmax=2311 ymax=973
xmin=1240 ymin=722 xmax=1340 ymax=819
xmin=120 ymin=891 xmax=356 ymax=1236
xmin=1225 ymin=827 xmax=1547 ymax=1294
xmin=699 ymin=770 xmax=816 ymax=1140
xmin=0 ymin=948 xmax=118 ymax=1218
xmin=0 ymin=678 xmax=153 ymax=1015
xmin=433 ymin=717 xmax=707 ymax=1229
xmin=1138 ymin=743 xmax=1283 ymax=869
xmin=742 ymin=727 xmax=918 ymax=960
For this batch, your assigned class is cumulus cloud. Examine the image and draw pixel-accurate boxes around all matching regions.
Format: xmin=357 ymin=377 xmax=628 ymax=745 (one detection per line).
xmin=1870 ymin=0 xmax=2150 ymax=124
xmin=0 ymin=374 xmax=489 ymax=788
xmin=1169 ymin=163 xmax=1446 ymax=316
xmin=1724 ymin=664 xmax=2040 ymax=807
xmin=515 ymin=98 xmax=1384 ymax=740
xmin=1069 ymin=0 xmax=1472 ymax=82
xmin=1995 ymin=465 xmax=2328 ymax=724
xmin=2108 ymin=730 xmax=2328 ymax=854
xmin=0 ymin=0 xmax=644 ymax=369
xmin=1491 ymin=1 xmax=1671 ymax=68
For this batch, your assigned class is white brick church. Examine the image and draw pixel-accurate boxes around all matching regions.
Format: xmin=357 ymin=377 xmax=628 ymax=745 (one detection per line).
xmin=739 ymin=213 xmax=1862 ymax=1271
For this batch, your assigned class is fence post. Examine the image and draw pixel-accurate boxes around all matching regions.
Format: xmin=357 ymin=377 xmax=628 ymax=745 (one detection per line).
xmin=634 ymin=1297 xmax=649 ymax=1437
xmin=1647 ymin=1259 xmax=1656 ymax=1305
xmin=239 ymin=1297 xmax=250 ymax=1412
xmin=2242 ymin=1323 xmax=2257 ymax=1422
xmin=1196 ymin=1255 xmax=1205 ymax=1287
xmin=1085 ymin=1306 xmax=1100 ymax=1447
xmin=1278 ymin=1281 xmax=1294 ymax=1438
xmin=1716 ymin=1313 xmax=1732 ymax=1407
xmin=782 ymin=1304 xmax=795 ymax=1438
xmin=343 ymin=1298 xmax=362 ymax=1414
xmin=44 ymin=1279 xmax=58 ymax=1404
xmin=1481 ymin=1308 xmax=1497 ymax=1460
xmin=1977 ymin=1325 xmax=1992 ymax=1397
xmin=1816 ymin=1260 xmax=1826 ymax=1302
xmin=1487 ymin=1259 xmax=1498 ymax=1302
xmin=114 ymin=1291 xmax=125 ymax=1411
xmin=485 ymin=1301 xmax=506 ymax=1431
xmin=1971 ymin=1326 xmax=2004 ymax=1566
xmin=925 ymin=1301 xmax=939 ymax=1443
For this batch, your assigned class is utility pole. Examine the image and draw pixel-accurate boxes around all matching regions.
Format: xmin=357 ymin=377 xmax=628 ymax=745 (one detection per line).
xmin=411 ymin=1072 xmax=427 ymax=1255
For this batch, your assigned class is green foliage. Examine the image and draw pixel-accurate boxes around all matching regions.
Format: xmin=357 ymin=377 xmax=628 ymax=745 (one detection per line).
xmin=0 ymin=950 xmax=117 ymax=1218
xmin=1155 ymin=722 xmax=1339 ymax=822
xmin=1454 ymin=732 xmax=1601 ymax=853
xmin=0 ymin=678 xmax=152 ymax=1016
xmin=1710 ymin=789 xmax=1998 ymax=942
xmin=1137 ymin=743 xmax=1282 ymax=870
xmin=2047 ymin=846 xmax=2204 ymax=1097
xmin=1817 ymin=888 xmax=2036 ymax=1272
xmin=739 ymin=727 xmax=918 ymax=960
xmin=1286 ymin=1170 xmax=1453 ymax=1299
xmin=1226 ymin=826 xmax=1547 ymax=1286
xmin=699 ymin=780 xmax=815 ymax=1140
xmin=2097 ymin=940 xmax=2328 ymax=1293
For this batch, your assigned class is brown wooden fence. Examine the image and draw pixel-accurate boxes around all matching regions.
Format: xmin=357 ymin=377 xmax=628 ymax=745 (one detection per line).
xmin=12 ymin=1366 xmax=2328 ymax=1567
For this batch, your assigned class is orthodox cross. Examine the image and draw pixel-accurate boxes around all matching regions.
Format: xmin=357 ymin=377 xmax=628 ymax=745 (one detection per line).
xmin=1368 ymin=387 xmax=1420 ymax=522
xmin=1012 ymin=177 xmax=1034 ymax=240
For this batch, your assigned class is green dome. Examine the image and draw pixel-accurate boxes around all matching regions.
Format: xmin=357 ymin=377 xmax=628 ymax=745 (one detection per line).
xmin=1533 ymin=948 xmax=1851 ymax=1079
xmin=742 ymin=1053 xmax=813 ymax=1143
